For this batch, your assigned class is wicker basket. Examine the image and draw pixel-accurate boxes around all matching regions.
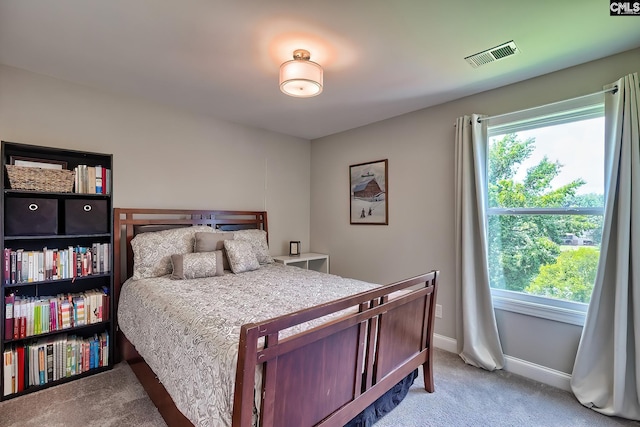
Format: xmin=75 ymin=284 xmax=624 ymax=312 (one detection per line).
xmin=6 ymin=165 xmax=75 ymax=192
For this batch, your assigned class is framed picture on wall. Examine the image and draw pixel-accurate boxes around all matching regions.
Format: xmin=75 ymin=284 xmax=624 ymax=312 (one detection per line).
xmin=349 ymin=159 xmax=388 ymax=225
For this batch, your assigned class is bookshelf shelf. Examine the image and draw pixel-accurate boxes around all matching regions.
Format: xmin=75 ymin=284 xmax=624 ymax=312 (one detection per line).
xmin=3 ymin=321 xmax=110 ymax=345
xmin=4 ymin=189 xmax=110 ymax=197
xmin=4 ymin=233 xmax=111 ymax=241
xmin=2 ymin=273 xmax=111 ymax=288
xmin=1 ymin=141 xmax=114 ymax=400
xmin=6 ymin=365 xmax=111 ymax=399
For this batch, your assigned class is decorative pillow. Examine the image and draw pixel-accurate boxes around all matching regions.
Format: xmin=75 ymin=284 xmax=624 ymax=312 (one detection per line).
xmin=224 ymin=240 xmax=260 ymax=274
xmin=194 ymin=232 xmax=234 ymax=271
xmin=170 ymin=252 xmax=217 ymax=280
xmin=131 ymin=225 xmax=214 ymax=279
xmin=212 ymin=250 xmax=224 ymax=275
xmin=233 ymin=229 xmax=273 ymax=264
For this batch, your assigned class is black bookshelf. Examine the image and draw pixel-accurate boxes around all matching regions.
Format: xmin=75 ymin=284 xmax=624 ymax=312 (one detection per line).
xmin=1 ymin=141 xmax=114 ymax=400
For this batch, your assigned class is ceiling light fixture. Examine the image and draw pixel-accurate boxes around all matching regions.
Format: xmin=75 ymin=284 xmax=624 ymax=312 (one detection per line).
xmin=279 ymin=49 xmax=323 ymax=98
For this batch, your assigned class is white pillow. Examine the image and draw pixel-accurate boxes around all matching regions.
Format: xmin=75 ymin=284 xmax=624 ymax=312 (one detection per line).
xmin=131 ymin=225 xmax=214 ymax=279
xmin=224 ymin=240 xmax=260 ymax=274
xmin=233 ymin=229 xmax=273 ymax=264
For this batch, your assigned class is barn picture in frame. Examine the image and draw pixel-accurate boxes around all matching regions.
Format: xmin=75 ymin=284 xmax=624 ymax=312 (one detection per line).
xmin=350 ymin=159 xmax=388 ymax=225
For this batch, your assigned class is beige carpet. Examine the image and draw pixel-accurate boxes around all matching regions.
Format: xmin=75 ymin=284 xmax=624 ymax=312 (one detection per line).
xmin=375 ymin=350 xmax=640 ymax=427
xmin=0 ymin=362 xmax=166 ymax=427
xmin=2 ymin=349 xmax=639 ymax=427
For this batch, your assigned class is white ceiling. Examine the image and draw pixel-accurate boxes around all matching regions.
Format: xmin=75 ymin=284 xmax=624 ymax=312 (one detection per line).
xmin=1 ymin=1 xmax=639 ymax=140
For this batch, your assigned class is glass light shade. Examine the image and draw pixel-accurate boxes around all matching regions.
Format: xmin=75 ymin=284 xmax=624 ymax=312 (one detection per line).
xmin=279 ymin=59 xmax=323 ymax=98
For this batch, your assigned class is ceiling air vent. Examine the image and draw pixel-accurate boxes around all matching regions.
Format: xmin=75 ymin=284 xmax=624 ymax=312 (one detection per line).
xmin=465 ymin=41 xmax=519 ymax=68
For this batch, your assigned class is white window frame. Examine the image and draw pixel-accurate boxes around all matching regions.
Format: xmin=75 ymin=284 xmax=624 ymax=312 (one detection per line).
xmin=491 ymin=288 xmax=587 ymax=326
xmin=486 ymin=97 xmax=605 ymax=326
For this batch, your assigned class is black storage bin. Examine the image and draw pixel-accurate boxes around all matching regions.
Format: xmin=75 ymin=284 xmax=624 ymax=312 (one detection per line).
xmin=5 ymin=198 xmax=58 ymax=236
xmin=64 ymin=199 xmax=108 ymax=235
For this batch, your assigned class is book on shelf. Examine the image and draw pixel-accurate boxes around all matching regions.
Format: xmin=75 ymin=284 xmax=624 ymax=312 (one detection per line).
xmin=3 ymin=248 xmax=10 ymax=285
xmin=95 ymin=165 xmax=103 ymax=194
xmin=87 ymin=167 xmax=96 ymax=194
xmin=46 ymin=343 xmax=54 ymax=383
xmin=16 ymin=249 xmax=23 ymax=283
xmin=13 ymin=303 xmax=20 ymax=340
xmin=28 ymin=252 xmax=34 ymax=283
xmin=102 ymin=331 xmax=109 ymax=367
xmin=3 ymin=348 xmax=13 ymax=396
xmin=3 ymin=289 xmax=109 ymax=341
xmin=27 ymin=346 xmax=34 ymax=387
xmin=2 ymin=244 xmax=111 ymax=285
xmin=102 ymin=166 xmax=107 ymax=194
xmin=38 ymin=346 xmax=45 ymax=385
xmin=105 ymin=169 xmax=111 ymax=194
xmin=73 ymin=165 xmax=111 ymax=194
xmin=73 ymin=296 xmax=85 ymax=327
xmin=60 ymin=299 xmax=72 ymax=330
xmin=2 ymin=331 xmax=110 ymax=396
xmin=4 ymin=294 xmax=14 ymax=341
xmin=82 ymin=339 xmax=90 ymax=372
xmin=68 ymin=337 xmax=76 ymax=377
xmin=16 ymin=345 xmax=25 ymax=392
xmin=10 ymin=251 xmax=16 ymax=284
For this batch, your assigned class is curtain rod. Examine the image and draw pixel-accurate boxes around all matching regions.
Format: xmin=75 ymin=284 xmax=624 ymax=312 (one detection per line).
xmin=476 ymin=86 xmax=618 ymax=123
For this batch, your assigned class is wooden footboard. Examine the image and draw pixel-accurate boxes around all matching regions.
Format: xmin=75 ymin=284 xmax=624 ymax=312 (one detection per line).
xmin=233 ymin=271 xmax=438 ymax=427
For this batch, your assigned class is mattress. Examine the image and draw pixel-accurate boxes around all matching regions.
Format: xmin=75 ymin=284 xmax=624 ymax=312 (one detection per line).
xmin=117 ymin=262 xmax=379 ymax=427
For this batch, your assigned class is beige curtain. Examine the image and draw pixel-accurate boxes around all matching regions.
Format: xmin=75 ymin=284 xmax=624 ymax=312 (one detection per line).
xmin=454 ymin=114 xmax=505 ymax=370
xmin=571 ymin=73 xmax=640 ymax=420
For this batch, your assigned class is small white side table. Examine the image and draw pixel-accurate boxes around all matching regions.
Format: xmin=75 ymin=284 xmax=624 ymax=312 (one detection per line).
xmin=273 ymin=252 xmax=330 ymax=274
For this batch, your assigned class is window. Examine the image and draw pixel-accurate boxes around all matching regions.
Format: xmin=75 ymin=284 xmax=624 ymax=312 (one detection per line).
xmin=486 ymin=98 xmax=605 ymax=325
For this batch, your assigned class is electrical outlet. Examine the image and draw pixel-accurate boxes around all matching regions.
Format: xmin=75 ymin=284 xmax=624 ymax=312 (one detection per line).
xmin=435 ymin=304 xmax=442 ymax=318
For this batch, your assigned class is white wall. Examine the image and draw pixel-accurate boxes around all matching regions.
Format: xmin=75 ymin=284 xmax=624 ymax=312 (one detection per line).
xmin=311 ymin=48 xmax=640 ymax=375
xmin=0 ymin=65 xmax=311 ymax=257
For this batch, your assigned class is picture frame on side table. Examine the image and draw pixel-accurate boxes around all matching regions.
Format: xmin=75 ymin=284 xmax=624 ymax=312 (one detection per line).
xmin=289 ymin=241 xmax=301 ymax=256
xmin=350 ymin=159 xmax=388 ymax=225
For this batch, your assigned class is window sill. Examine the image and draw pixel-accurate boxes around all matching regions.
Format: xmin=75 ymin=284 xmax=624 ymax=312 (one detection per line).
xmin=491 ymin=289 xmax=587 ymax=326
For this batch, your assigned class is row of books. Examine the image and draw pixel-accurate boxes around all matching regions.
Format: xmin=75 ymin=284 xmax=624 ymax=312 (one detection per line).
xmin=74 ymin=164 xmax=111 ymax=194
xmin=4 ymin=288 xmax=109 ymax=340
xmin=2 ymin=332 xmax=109 ymax=396
xmin=3 ymin=243 xmax=111 ymax=285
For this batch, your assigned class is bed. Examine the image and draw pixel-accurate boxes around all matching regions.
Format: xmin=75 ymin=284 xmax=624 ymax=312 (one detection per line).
xmin=113 ymin=208 xmax=439 ymax=427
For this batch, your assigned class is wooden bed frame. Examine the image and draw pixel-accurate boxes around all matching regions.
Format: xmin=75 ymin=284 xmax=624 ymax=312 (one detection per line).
xmin=113 ymin=208 xmax=439 ymax=427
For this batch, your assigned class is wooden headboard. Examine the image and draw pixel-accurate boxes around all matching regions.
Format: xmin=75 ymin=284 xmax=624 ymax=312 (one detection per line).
xmin=113 ymin=208 xmax=268 ymax=306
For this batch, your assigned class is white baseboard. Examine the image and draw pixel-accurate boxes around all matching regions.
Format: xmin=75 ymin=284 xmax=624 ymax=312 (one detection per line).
xmin=503 ymin=355 xmax=572 ymax=391
xmin=433 ymin=334 xmax=572 ymax=391
xmin=433 ymin=333 xmax=457 ymax=353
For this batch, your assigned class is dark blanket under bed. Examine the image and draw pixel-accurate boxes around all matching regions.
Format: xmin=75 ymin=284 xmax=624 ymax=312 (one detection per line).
xmin=344 ymin=369 xmax=418 ymax=427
